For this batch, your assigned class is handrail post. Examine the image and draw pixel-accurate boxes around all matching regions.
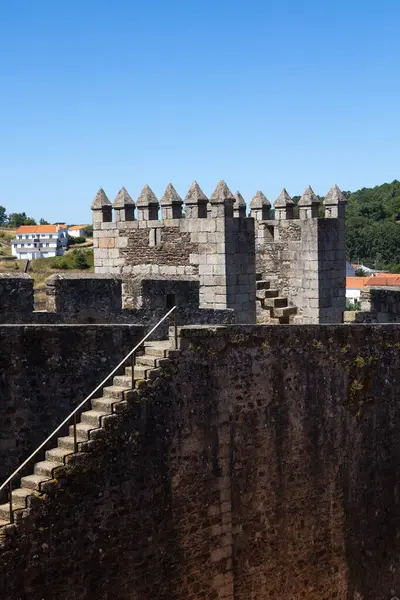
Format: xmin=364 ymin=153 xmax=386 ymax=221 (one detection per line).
xmin=131 ymin=350 xmax=136 ymax=389
xmin=173 ymin=310 xmax=178 ymax=350
xmin=9 ymin=481 xmax=13 ymax=524
xmin=73 ymin=413 xmax=78 ymax=454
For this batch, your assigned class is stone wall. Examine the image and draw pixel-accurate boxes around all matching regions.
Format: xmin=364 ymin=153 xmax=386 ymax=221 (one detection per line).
xmin=255 ymin=214 xmax=346 ymax=323
xmin=345 ymin=286 xmax=400 ymax=323
xmin=1 ymin=324 xmax=400 ymax=598
xmin=46 ymin=274 xmax=123 ymax=322
xmin=92 ymin=182 xmax=257 ymax=324
xmin=0 ymin=273 xmax=34 ymax=323
xmin=0 ymin=324 xmax=144 ymax=483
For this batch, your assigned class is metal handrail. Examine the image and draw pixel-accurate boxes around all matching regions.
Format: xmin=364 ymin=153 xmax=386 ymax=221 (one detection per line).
xmin=0 ymin=305 xmax=178 ymax=523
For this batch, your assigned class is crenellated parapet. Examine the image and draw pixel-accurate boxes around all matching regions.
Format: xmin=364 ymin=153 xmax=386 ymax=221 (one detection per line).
xmin=91 ymin=179 xmax=347 ymax=325
xmin=91 ymin=179 xmax=257 ymax=323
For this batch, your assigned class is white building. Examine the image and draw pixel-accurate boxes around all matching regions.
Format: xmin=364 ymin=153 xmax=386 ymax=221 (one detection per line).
xmin=11 ymin=225 xmax=68 ymax=260
xmin=68 ymin=225 xmax=89 ymax=238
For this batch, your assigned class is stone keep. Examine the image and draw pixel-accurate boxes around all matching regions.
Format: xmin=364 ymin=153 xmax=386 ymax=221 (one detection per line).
xmin=92 ymin=181 xmax=256 ymax=324
xmin=253 ymin=184 xmax=347 ymax=324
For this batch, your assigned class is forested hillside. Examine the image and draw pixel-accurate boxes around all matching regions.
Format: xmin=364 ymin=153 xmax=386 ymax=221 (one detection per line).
xmin=345 ymin=180 xmax=400 ymax=271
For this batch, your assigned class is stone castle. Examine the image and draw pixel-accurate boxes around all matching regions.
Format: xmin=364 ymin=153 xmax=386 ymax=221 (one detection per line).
xmin=91 ymin=179 xmax=346 ymax=325
xmin=0 ymin=180 xmax=400 ymax=600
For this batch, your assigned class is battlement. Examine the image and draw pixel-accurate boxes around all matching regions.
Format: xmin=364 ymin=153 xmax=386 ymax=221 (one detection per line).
xmin=91 ymin=180 xmax=346 ymax=325
xmin=0 ymin=273 xmax=234 ymax=337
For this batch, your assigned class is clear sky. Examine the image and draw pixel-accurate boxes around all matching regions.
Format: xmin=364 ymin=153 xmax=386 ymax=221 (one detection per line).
xmin=0 ymin=0 xmax=399 ymax=223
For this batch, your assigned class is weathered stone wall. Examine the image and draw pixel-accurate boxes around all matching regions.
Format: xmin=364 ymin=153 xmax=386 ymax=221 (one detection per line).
xmin=345 ymin=286 xmax=400 ymax=323
xmin=46 ymin=274 xmax=123 ymax=322
xmin=93 ymin=195 xmax=257 ymax=324
xmin=255 ymin=219 xmax=302 ymax=309
xmin=255 ymin=214 xmax=346 ymax=324
xmin=0 ymin=273 xmax=34 ymax=323
xmin=0 ymin=324 xmax=144 ymax=483
xmin=1 ymin=324 xmax=400 ymax=599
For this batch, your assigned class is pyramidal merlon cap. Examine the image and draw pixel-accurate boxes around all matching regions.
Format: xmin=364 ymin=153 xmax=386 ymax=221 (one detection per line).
xmin=298 ymin=185 xmax=320 ymax=206
xmin=185 ymin=181 xmax=208 ymax=203
xmin=91 ymin=188 xmax=112 ymax=210
xmin=160 ymin=183 xmax=183 ymax=205
xmin=250 ymin=190 xmax=271 ymax=209
xmin=323 ymin=184 xmax=346 ymax=205
xmin=113 ymin=187 xmax=135 ymax=208
xmin=136 ymin=185 xmax=159 ymax=206
xmin=210 ymin=180 xmax=234 ymax=201
xmin=234 ymin=192 xmax=246 ymax=207
xmin=274 ymin=188 xmax=294 ymax=207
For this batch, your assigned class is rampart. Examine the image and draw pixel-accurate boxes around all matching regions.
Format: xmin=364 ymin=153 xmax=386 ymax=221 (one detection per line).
xmin=345 ymin=286 xmax=400 ymax=323
xmin=0 ymin=324 xmax=399 ymax=599
xmin=0 ymin=273 xmax=234 ymax=335
xmin=0 ymin=324 xmax=144 ymax=482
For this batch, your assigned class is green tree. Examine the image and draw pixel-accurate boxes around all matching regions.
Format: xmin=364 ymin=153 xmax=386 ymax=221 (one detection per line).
xmin=74 ymin=250 xmax=89 ymax=270
xmin=0 ymin=206 xmax=7 ymax=226
xmin=8 ymin=212 xmax=36 ymax=227
xmin=39 ymin=218 xmax=49 ymax=225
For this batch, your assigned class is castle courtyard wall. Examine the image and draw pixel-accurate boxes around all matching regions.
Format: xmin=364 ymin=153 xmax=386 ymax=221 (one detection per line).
xmin=0 ymin=324 xmax=144 ymax=483
xmin=0 ymin=324 xmax=399 ymax=599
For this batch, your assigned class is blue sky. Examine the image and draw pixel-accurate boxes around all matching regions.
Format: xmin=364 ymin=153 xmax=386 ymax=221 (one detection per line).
xmin=0 ymin=0 xmax=399 ymax=223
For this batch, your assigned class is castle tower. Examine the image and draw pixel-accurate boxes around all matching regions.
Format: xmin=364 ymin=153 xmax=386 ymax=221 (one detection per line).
xmin=323 ymin=184 xmax=347 ymax=219
xmin=160 ymin=184 xmax=183 ymax=220
xmin=91 ymin=188 xmax=113 ymax=228
xmin=233 ymin=192 xmax=246 ymax=218
xmin=209 ymin=180 xmax=234 ymax=218
xmin=298 ymin=186 xmax=320 ymax=220
xmin=136 ymin=185 xmax=159 ymax=221
xmin=274 ymin=189 xmax=294 ymax=220
xmin=250 ymin=191 xmax=271 ymax=221
xmin=113 ymin=187 xmax=135 ymax=222
xmin=184 ymin=181 xmax=208 ymax=219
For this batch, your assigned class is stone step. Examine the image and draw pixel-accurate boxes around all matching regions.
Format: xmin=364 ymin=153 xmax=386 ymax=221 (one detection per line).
xmin=58 ymin=435 xmax=77 ymax=451
xmin=91 ymin=397 xmax=117 ymax=412
xmin=0 ymin=504 xmax=12 ymax=522
xmin=20 ymin=474 xmax=48 ymax=491
xmin=80 ymin=410 xmax=105 ymax=427
xmin=256 ymin=289 xmax=267 ymax=300
xmin=34 ymin=460 xmax=59 ymax=478
xmin=135 ymin=366 xmax=150 ymax=379
xmin=11 ymin=487 xmax=32 ymax=509
xmin=263 ymin=289 xmax=279 ymax=298
xmin=256 ymin=280 xmax=271 ymax=290
xmin=102 ymin=385 xmax=130 ymax=399
xmin=45 ymin=447 xmax=68 ymax=465
xmin=272 ymin=306 xmax=297 ymax=318
xmin=68 ymin=422 xmax=93 ymax=441
xmin=135 ymin=355 xmax=158 ymax=367
xmin=255 ymin=272 xmax=263 ymax=281
xmin=263 ymin=296 xmax=288 ymax=309
xmin=113 ymin=375 xmax=134 ymax=388
xmin=0 ymin=517 xmax=10 ymax=527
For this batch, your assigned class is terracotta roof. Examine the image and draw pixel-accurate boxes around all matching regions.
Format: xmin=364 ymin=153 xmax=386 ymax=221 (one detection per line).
xmin=346 ymin=274 xmax=400 ymax=289
xmin=68 ymin=225 xmax=88 ymax=230
xmin=346 ymin=277 xmax=370 ymax=289
xmin=367 ymin=275 xmax=400 ymax=287
xmin=16 ymin=225 xmax=61 ymax=234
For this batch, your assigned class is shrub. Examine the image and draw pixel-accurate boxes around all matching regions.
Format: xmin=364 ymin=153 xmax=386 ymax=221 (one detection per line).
xmin=74 ymin=250 xmax=89 ymax=270
xmin=68 ymin=236 xmax=86 ymax=245
xmin=51 ymin=257 xmax=69 ymax=270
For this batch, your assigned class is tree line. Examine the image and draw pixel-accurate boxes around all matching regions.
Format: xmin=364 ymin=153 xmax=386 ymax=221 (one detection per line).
xmin=0 ymin=206 xmax=49 ymax=228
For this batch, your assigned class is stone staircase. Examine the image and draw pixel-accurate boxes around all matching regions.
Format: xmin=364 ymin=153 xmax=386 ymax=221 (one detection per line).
xmin=256 ymin=273 xmax=297 ymax=324
xmin=0 ymin=339 xmax=179 ymax=529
